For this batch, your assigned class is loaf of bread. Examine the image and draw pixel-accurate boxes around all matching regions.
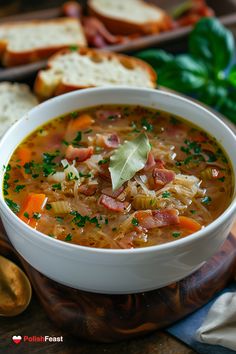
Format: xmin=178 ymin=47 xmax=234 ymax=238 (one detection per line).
xmin=0 ymin=82 xmax=38 ymax=137
xmin=88 ymin=0 xmax=172 ymax=35
xmin=34 ymin=48 xmax=157 ymax=99
xmin=0 ymin=18 xmax=87 ymax=67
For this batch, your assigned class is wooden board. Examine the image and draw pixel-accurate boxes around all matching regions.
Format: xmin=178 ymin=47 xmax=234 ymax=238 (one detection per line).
xmin=0 ymin=226 xmax=236 ymax=343
xmin=0 ymin=0 xmax=236 ymax=81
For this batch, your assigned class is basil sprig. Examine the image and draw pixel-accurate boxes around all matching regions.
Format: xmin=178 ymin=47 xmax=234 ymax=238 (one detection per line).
xmin=136 ymin=18 xmax=236 ymax=123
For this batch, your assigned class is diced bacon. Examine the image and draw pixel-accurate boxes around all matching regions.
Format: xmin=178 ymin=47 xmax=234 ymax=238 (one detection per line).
xmin=96 ymin=133 xmax=120 ymax=149
xmin=78 ymin=184 xmax=97 ymax=196
xmin=136 ymin=209 xmax=179 ymax=230
xmin=99 ymin=194 xmax=129 ymax=212
xmin=95 ymin=110 xmax=122 ymax=121
xmin=155 ymin=159 xmax=165 ymax=169
xmin=152 ymin=168 xmax=175 ymax=188
xmin=101 ymin=186 xmax=124 ymax=198
xmin=98 ymin=163 xmax=111 ymax=181
xmin=144 ymin=152 xmax=156 ymax=171
xmin=65 ymin=145 xmax=93 ymax=162
xmin=117 ymin=233 xmax=134 ymax=249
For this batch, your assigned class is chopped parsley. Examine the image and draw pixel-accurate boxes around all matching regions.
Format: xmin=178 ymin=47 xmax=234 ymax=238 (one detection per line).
xmin=62 ymin=140 xmax=69 ymax=146
xmin=201 ymin=196 xmax=212 ymax=205
xmin=72 ymin=131 xmax=82 ymax=146
xmin=130 ymin=121 xmax=140 ymax=133
xmin=65 ymin=234 xmax=73 ymax=241
xmin=33 ymin=212 xmax=41 ymax=220
xmin=190 ymin=210 xmax=197 ymax=214
xmin=46 ymin=203 xmax=52 ymax=210
xmin=112 ymin=227 xmax=117 ymax=232
xmin=70 ymin=111 xmax=78 ymax=118
xmin=56 ymin=216 xmax=64 ymax=223
xmin=141 ymin=118 xmax=153 ymax=132
xmin=98 ymin=158 xmax=109 ymax=165
xmin=105 ymin=218 xmax=109 ymax=225
xmin=14 ymin=185 xmax=25 ymax=193
xmin=79 ymin=171 xmax=92 ymax=178
xmin=52 ymin=183 xmax=62 ymax=191
xmin=218 ymin=176 xmax=225 ymax=182
xmin=132 ymin=218 xmax=139 ymax=226
xmin=172 ymin=232 xmax=181 ymax=238
xmin=162 ymin=191 xmax=171 ymax=198
xmin=70 ymin=211 xmax=100 ymax=228
xmin=24 ymin=212 xmax=30 ymax=219
xmin=5 ymin=198 xmax=20 ymax=214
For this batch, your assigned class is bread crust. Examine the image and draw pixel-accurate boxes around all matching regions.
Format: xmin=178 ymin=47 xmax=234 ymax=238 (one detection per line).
xmin=0 ymin=18 xmax=87 ymax=67
xmin=88 ymin=0 xmax=172 ymax=35
xmin=34 ymin=47 xmax=157 ymax=99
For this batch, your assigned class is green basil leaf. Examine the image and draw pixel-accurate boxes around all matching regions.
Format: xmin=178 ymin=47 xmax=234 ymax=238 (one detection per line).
xmin=109 ymin=133 xmax=151 ymax=191
xmin=136 ymin=49 xmax=174 ymax=72
xmin=228 ymin=65 xmax=236 ymax=87
xmin=189 ymin=18 xmax=235 ymax=74
xmin=197 ymin=82 xmax=228 ymax=108
xmin=158 ymin=54 xmax=208 ymax=92
xmin=219 ymin=91 xmax=236 ymax=124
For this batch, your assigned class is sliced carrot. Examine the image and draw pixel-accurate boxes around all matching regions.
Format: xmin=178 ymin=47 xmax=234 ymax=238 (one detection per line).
xmin=178 ymin=216 xmax=202 ymax=233
xmin=67 ymin=114 xmax=95 ymax=133
xmin=17 ymin=147 xmax=32 ymax=166
xmin=19 ymin=193 xmax=47 ymax=228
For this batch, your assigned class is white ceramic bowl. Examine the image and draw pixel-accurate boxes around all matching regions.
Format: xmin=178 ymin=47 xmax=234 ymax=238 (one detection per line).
xmin=0 ymin=87 xmax=235 ymax=294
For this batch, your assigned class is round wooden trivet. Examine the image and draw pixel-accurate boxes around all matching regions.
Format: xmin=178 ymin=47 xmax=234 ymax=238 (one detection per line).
xmin=0 ymin=230 xmax=236 ymax=343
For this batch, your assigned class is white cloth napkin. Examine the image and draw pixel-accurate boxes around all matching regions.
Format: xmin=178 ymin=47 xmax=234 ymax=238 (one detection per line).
xmin=196 ymin=292 xmax=236 ymax=351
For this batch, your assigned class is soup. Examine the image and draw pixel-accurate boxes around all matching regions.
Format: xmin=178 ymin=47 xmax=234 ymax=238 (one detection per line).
xmin=3 ymin=105 xmax=233 ymax=249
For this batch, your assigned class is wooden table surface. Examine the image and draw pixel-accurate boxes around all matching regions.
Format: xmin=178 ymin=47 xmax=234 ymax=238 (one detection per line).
xmin=0 ymin=296 xmax=195 ymax=354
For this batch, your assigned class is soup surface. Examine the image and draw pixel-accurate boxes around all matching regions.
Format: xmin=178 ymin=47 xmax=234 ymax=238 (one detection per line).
xmin=3 ymin=105 xmax=233 ymax=249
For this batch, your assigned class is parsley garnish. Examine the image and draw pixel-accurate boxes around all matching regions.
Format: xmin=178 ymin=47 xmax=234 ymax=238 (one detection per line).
xmin=79 ymin=171 xmax=92 ymax=178
xmin=141 ymin=118 xmax=153 ymax=132
xmin=72 ymin=131 xmax=82 ymax=146
xmin=132 ymin=218 xmax=139 ymax=226
xmin=46 ymin=203 xmax=52 ymax=210
xmin=201 ymin=196 xmax=212 ymax=205
xmin=33 ymin=213 xmax=41 ymax=220
xmin=162 ymin=191 xmax=171 ymax=198
xmin=190 ymin=210 xmax=196 ymax=214
xmin=24 ymin=212 xmax=30 ymax=219
xmin=52 ymin=183 xmax=62 ymax=190
xmin=56 ymin=216 xmax=64 ymax=223
xmin=65 ymin=233 xmax=73 ymax=241
xmin=70 ymin=111 xmax=78 ymax=119
xmin=70 ymin=211 xmax=100 ymax=228
xmin=5 ymin=198 xmax=20 ymax=214
xmin=218 ymin=176 xmax=225 ymax=182
xmin=172 ymin=232 xmax=181 ymax=238
xmin=14 ymin=185 xmax=25 ymax=193
xmin=98 ymin=158 xmax=109 ymax=165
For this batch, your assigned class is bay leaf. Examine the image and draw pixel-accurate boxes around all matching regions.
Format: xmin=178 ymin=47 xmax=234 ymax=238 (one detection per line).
xmin=109 ymin=133 xmax=151 ymax=191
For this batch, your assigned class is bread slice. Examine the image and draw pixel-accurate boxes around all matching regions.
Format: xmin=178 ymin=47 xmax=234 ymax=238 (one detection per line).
xmin=34 ymin=48 xmax=157 ymax=99
xmin=88 ymin=0 xmax=172 ymax=35
xmin=0 ymin=18 xmax=87 ymax=67
xmin=0 ymin=82 xmax=38 ymax=137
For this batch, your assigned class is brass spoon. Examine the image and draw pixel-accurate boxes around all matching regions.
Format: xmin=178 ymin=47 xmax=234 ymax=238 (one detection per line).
xmin=0 ymin=255 xmax=32 ymax=316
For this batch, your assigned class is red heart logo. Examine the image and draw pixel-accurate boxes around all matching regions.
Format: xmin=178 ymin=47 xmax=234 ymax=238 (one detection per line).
xmin=12 ymin=335 xmax=22 ymax=344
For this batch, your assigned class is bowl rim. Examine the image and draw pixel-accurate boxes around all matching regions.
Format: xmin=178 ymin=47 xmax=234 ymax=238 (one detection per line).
xmin=0 ymin=86 xmax=236 ymax=255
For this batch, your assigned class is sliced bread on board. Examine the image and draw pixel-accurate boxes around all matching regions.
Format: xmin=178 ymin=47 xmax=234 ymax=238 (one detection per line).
xmin=0 ymin=82 xmax=38 ymax=137
xmin=0 ymin=18 xmax=87 ymax=67
xmin=88 ymin=0 xmax=172 ymax=35
xmin=34 ymin=48 xmax=157 ymax=99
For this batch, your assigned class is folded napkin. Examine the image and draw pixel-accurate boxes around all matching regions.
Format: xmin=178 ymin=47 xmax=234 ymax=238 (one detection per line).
xmin=196 ymin=292 xmax=236 ymax=351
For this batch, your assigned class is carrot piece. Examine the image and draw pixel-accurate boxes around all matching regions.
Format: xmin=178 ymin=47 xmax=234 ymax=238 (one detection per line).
xmin=178 ymin=216 xmax=202 ymax=233
xmin=19 ymin=193 xmax=47 ymax=228
xmin=17 ymin=147 xmax=32 ymax=166
xmin=67 ymin=114 xmax=95 ymax=132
